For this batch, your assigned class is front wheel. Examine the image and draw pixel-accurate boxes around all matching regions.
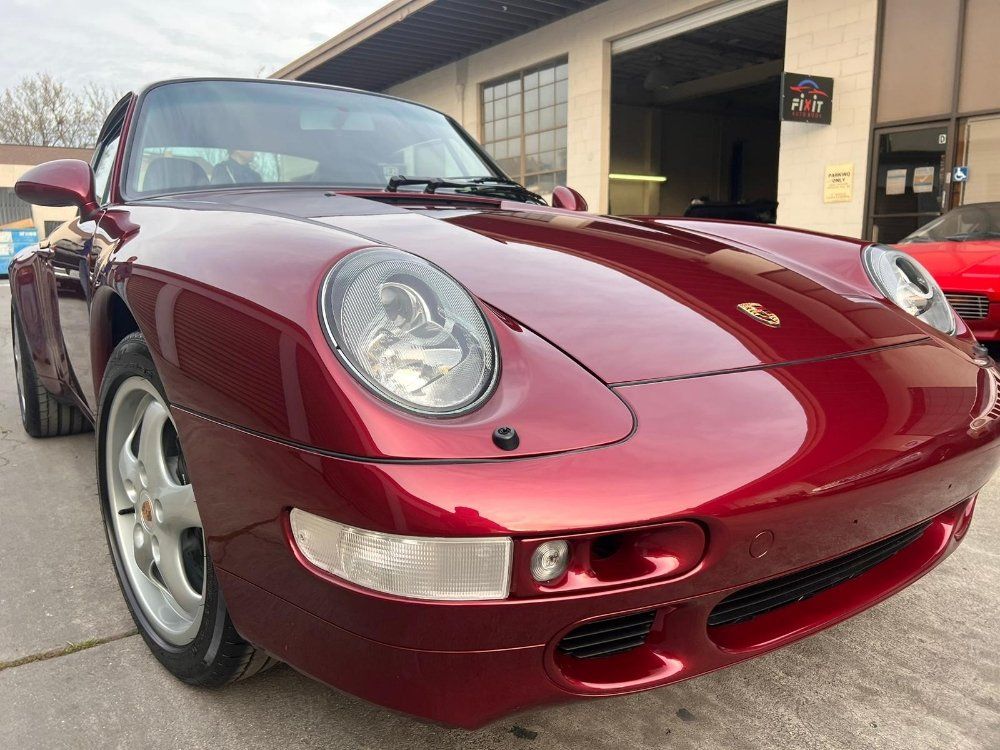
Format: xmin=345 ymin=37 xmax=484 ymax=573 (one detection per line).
xmin=98 ymin=332 xmax=275 ymax=685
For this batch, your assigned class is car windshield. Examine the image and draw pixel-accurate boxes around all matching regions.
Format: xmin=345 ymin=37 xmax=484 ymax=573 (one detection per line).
xmin=124 ymin=80 xmax=501 ymax=197
xmin=900 ymin=202 xmax=1000 ymax=243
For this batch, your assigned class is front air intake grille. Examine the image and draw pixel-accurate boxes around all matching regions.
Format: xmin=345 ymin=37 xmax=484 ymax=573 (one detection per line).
xmin=945 ymin=293 xmax=990 ymax=320
xmin=557 ymin=610 xmax=657 ymax=659
xmin=708 ymin=522 xmax=930 ymax=628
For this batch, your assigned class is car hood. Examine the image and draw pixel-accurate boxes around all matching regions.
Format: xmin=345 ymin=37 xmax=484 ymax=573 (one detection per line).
xmin=899 ymin=240 xmax=1000 ymax=297
xmin=206 ymin=191 xmax=926 ymax=384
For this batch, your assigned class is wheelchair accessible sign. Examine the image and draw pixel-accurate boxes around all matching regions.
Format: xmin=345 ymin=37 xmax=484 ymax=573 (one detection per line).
xmin=953 ymin=166 xmax=969 ymax=183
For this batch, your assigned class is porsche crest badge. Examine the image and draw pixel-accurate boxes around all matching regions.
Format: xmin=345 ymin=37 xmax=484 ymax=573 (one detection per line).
xmin=737 ymin=302 xmax=781 ymax=328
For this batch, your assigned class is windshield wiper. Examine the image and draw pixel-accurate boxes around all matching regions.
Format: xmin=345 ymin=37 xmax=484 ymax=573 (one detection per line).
xmin=384 ymin=175 xmax=545 ymax=204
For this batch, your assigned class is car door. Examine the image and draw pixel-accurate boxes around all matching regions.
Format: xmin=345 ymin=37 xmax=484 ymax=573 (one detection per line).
xmin=49 ymin=100 xmax=128 ymax=414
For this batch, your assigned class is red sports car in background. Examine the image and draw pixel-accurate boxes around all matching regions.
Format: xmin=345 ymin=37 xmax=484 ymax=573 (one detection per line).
xmin=8 ymin=79 xmax=1000 ymax=728
xmin=898 ymin=203 xmax=1000 ymax=341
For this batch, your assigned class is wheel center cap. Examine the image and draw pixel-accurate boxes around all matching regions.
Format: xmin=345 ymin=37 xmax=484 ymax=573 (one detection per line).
xmin=139 ymin=493 xmax=154 ymax=529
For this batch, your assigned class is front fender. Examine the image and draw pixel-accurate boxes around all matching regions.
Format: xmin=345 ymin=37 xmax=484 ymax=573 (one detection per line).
xmin=8 ymin=248 xmax=74 ymax=401
xmin=113 ymin=205 xmax=633 ymax=461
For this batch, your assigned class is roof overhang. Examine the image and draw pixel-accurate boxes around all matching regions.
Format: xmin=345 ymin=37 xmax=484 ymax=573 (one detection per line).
xmin=273 ymin=0 xmax=608 ymax=91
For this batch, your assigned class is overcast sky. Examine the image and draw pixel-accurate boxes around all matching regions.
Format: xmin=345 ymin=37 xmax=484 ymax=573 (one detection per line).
xmin=1 ymin=0 xmax=388 ymax=94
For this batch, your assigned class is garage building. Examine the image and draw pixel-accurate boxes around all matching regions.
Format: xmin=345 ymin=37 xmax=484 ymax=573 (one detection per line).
xmin=274 ymin=0 xmax=1000 ymax=242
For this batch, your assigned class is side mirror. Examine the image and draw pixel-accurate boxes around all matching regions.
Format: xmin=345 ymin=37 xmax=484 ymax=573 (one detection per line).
xmin=15 ymin=159 xmax=99 ymax=218
xmin=551 ymin=185 xmax=588 ymax=212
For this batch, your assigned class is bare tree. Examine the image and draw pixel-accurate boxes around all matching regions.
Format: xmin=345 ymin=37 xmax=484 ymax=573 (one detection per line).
xmin=0 ymin=73 xmax=119 ymax=148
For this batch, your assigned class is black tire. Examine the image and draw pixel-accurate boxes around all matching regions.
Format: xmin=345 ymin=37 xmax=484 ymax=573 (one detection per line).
xmin=10 ymin=303 xmax=90 ymax=438
xmin=97 ymin=331 xmax=276 ymax=686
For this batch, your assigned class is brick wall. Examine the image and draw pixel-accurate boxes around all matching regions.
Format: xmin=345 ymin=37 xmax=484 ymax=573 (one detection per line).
xmin=776 ymin=0 xmax=879 ymax=238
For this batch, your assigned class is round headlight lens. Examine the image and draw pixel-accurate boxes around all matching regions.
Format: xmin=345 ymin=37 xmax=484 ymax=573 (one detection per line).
xmin=862 ymin=244 xmax=956 ymax=335
xmin=320 ymin=248 xmax=499 ymax=415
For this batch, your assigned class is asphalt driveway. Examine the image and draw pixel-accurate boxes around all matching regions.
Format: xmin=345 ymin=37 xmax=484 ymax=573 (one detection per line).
xmin=1 ymin=280 xmax=998 ymax=749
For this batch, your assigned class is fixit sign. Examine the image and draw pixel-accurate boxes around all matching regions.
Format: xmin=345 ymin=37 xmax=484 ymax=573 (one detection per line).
xmin=781 ymin=73 xmax=834 ymax=125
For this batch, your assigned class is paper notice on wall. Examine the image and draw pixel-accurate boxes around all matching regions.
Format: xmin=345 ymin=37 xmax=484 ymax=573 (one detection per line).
xmin=913 ymin=166 xmax=934 ymax=193
xmin=886 ymin=169 xmax=907 ymax=195
xmin=823 ymin=162 xmax=854 ymax=203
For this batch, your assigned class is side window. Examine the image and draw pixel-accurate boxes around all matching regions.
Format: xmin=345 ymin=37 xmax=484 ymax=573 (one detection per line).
xmin=92 ymin=133 xmax=122 ymax=204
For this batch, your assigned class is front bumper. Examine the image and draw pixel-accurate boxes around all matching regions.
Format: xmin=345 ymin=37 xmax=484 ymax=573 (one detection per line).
xmin=217 ymin=499 xmax=973 ymax=727
xmin=175 ymin=339 xmax=1000 ymax=727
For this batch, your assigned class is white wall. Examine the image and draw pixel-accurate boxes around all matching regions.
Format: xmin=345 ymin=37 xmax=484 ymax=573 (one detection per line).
xmin=776 ymin=0 xmax=879 ymax=238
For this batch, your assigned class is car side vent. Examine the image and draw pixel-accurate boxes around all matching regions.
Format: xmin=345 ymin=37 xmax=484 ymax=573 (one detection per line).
xmin=557 ymin=610 xmax=657 ymax=659
xmin=708 ymin=521 xmax=930 ymax=628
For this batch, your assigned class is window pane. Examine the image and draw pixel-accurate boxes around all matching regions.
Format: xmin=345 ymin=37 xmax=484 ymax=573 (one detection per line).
xmin=525 ymin=71 xmax=539 ymax=89
xmin=539 ymin=107 xmax=555 ymax=130
xmin=484 ymin=122 xmax=494 ymax=142
xmin=495 ymin=118 xmax=508 ymax=139
xmin=555 ymin=103 xmax=567 ymax=126
xmin=506 ymin=137 xmax=521 ymax=158
xmin=506 ymin=78 xmax=521 ymax=95
xmin=524 ymin=88 xmax=539 ymax=112
xmin=555 ymin=127 xmax=567 ymax=148
xmin=93 ymin=134 xmax=121 ymax=202
xmin=539 ymin=130 xmax=555 ymax=151
xmin=872 ymin=127 xmax=947 ymax=215
xmin=539 ymin=84 xmax=555 ymax=108
xmin=539 ymin=67 xmax=555 ymax=86
xmin=555 ymin=79 xmax=568 ymax=103
xmin=536 ymin=150 xmax=557 ymax=171
xmin=484 ymin=86 xmax=494 ymax=102
xmin=493 ymin=139 xmax=508 ymax=159
xmin=495 ymin=97 xmax=507 ymax=118
xmin=556 ymin=63 xmax=568 ymax=81
xmin=524 ymin=110 xmax=539 ymax=134
xmin=485 ymin=101 xmax=494 ymax=121
xmin=525 ymin=133 xmax=539 ymax=154
xmin=555 ymin=148 xmax=567 ymax=169
xmin=498 ymin=156 xmax=520 ymax=175
xmin=507 ymin=94 xmax=521 ymax=116
xmin=507 ymin=116 xmax=521 ymax=138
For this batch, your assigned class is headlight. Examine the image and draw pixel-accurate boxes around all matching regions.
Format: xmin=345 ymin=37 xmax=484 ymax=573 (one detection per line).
xmin=290 ymin=509 xmax=512 ymax=600
xmin=320 ymin=248 xmax=499 ymax=416
xmin=862 ymin=244 xmax=956 ymax=335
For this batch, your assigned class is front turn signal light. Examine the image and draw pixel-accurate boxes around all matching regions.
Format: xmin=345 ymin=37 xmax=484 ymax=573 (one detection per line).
xmin=289 ymin=508 xmax=513 ymax=601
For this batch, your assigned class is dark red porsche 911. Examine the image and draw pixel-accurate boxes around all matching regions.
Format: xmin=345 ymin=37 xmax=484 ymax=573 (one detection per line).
xmin=9 ymin=78 xmax=1000 ymax=728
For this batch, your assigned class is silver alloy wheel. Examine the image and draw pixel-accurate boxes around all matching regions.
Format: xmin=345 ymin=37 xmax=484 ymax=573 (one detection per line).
xmin=12 ymin=317 xmax=26 ymax=415
xmin=106 ymin=376 xmax=205 ymax=645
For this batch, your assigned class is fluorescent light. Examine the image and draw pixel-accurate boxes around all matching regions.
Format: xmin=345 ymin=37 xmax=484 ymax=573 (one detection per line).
xmin=609 ymin=173 xmax=667 ymax=183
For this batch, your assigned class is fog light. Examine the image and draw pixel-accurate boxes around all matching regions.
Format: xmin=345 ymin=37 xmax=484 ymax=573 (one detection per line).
xmin=530 ymin=540 xmax=570 ymax=582
xmin=289 ymin=508 xmax=512 ymax=600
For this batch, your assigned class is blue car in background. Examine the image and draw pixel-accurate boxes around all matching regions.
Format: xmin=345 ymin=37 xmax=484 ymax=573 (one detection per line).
xmin=0 ymin=228 xmax=38 ymax=277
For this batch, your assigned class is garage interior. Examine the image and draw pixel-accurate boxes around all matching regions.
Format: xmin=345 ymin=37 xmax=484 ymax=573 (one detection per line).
xmin=609 ymin=2 xmax=788 ymax=218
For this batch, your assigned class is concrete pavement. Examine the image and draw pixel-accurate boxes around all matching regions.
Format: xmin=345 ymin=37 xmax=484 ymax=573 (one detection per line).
xmin=1 ymin=280 xmax=998 ymax=749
